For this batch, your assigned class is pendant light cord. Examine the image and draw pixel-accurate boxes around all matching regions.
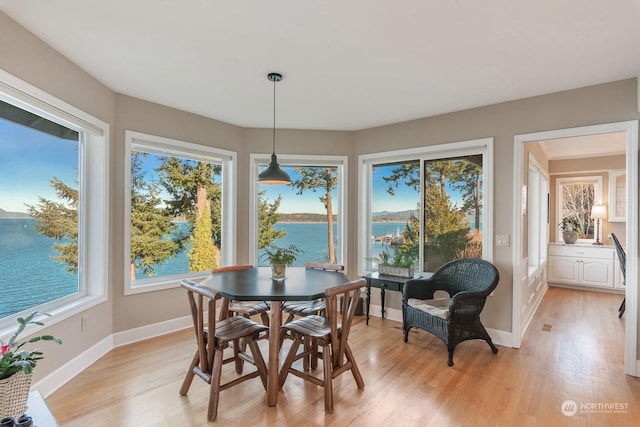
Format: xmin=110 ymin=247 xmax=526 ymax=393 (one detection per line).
xmin=272 ymin=78 xmax=276 ymax=155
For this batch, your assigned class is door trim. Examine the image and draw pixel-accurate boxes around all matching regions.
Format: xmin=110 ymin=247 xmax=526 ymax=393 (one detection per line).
xmin=513 ymin=120 xmax=638 ymax=376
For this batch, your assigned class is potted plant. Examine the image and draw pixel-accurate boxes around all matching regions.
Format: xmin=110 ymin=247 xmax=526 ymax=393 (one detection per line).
xmin=559 ymin=216 xmax=581 ymax=244
xmin=261 ymin=244 xmax=303 ymax=279
xmin=374 ymin=245 xmax=417 ymax=278
xmin=0 ymin=312 xmax=62 ymax=420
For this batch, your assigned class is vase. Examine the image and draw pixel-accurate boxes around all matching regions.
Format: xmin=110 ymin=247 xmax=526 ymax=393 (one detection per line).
xmin=562 ymin=232 xmax=578 ymax=244
xmin=0 ymin=371 xmax=32 ymax=420
xmin=271 ymin=263 xmax=286 ymax=280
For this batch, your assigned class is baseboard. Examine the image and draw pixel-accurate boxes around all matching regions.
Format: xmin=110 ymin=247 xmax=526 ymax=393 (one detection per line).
xmin=112 ymin=315 xmax=192 ymax=348
xmin=33 ymin=335 xmax=113 ymax=398
xmin=33 ymin=315 xmax=192 ymax=399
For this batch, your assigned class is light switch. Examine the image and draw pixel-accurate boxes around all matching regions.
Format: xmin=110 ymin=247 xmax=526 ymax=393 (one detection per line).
xmin=496 ymin=235 xmax=510 ymax=247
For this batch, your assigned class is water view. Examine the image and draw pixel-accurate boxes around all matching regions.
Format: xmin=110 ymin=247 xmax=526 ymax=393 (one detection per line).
xmin=0 ymin=218 xmax=406 ymax=317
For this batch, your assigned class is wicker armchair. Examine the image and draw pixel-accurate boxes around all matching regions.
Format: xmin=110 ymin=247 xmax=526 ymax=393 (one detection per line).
xmin=402 ymin=258 xmax=499 ymax=367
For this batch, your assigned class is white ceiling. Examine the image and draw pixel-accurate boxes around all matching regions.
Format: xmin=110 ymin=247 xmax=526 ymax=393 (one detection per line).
xmin=1 ymin=1 xmax=640 ymax=131
xmin=538 ymin=132 xmax=627 ymax=160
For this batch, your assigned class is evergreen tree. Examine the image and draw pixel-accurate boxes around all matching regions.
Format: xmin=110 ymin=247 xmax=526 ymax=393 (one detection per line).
xmin=258 ymin=191 xmax=285 ymax=249
xmin=188 ymin=205 xmax=216 ymax=271
xmin=290 ymin=167 xmax=338 ymax=263
xmin=26 ymin=178 xmax=78 ymax=273
xmin=130 ymin=153 xmax=185 ymax=279
xmin=156 ymin=158 xmax=221 ymax=270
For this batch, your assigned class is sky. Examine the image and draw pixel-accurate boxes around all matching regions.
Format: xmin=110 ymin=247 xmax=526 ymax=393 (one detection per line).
xmin=258 ymin=164 xmax=419 ymax=214
xmin=0 ymin=119 xmax=78 ymax=214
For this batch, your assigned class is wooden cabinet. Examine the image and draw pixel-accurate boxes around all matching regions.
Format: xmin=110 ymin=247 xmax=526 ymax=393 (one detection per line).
xmin=547 ymin=244 xmax=615 ymax=289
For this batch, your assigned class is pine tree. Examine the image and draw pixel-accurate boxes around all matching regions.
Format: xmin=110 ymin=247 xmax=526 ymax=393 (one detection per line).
xmin=26 ymin=178 xmax=78 ymax=273
xmin=258 ymin=191 xmax=286 ymax=249
xmin=290 ymin=167 xmax=338 ymax=263
xmin=130 ymin=153 xmax=185 ymax=279
xmin=188 ymin=205 xmax=216 ymax=271
xmin=156 ymin=158 xmax=221 ymax=270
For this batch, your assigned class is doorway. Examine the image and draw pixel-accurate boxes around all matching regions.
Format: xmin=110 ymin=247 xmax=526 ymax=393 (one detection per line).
xmin=512 ymin=120 xmax=638 ymax=376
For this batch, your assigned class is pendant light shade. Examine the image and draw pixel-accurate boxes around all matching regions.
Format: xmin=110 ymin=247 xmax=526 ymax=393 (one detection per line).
xmin=257 ymin=72 xmax=291 ymax=185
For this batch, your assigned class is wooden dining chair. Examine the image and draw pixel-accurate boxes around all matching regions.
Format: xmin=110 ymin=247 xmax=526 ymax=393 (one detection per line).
xmin=213 ymin=265 xmax=270 ymax=327
xmin=611 ymin=233 xmax=626 ymax=318
xmin=281 ymin=262 xmax=345 ymax=323
xmin=278 ymin=278 xmax=366 ymax=413
xmin=179 ymin=279 xmax=268 ymax=422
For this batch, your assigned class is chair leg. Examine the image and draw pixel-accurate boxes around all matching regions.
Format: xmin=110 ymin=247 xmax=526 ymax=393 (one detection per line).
xmin=180 ymin=351 xmax=199 ymax=396
xmin=279 ymin=336 xmax=302 ymax=389
xmin=208 ymin=347 xmax=224 ymax=422
xmin=344 ymin=343 xmax=365 ymax=389
xmin=322 ymin=341 xmax=333 ymax=414
xmin=233 ymin=338 xmax=244 ymax=374
xmin=247 ymin=338 xmax=269 ymax=390
xmin=619 ymin=298 xmax=626 ymax=318
xmin=447 ymin=347 xmax=455 ymax=367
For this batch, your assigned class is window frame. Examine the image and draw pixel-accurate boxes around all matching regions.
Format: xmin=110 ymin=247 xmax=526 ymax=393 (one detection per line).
xmin=555 ymin=175 xmax=603 ymax=243
xmin=124 ymin=130 xmax=236 ymax=295
xmin=358 ymin=138 xmax=494 ymax=276
xmin=248 ymin=153 xmax=348 ymax=269
xmin=0 ymin=69 xmax=109 ymax=331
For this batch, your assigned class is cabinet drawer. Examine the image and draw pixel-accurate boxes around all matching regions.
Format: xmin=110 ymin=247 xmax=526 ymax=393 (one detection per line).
xmin=368 ymin=278 xmax=403 ymax=292
xmin=548 ymin=245 xmax=614 ymax=259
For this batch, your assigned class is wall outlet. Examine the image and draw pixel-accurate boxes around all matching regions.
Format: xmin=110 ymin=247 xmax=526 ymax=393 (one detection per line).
xmin=81 ymin=315 xmax=88 ymax=331
xmin=496 ymin=235 xmax=510 ymax=247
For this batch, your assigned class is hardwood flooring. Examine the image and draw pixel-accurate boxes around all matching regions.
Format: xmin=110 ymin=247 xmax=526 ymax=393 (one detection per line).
xmin=46 ymin=287 xmax=640 ymax=426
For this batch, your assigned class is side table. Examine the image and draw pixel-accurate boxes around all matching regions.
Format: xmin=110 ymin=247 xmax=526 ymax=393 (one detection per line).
xmin=26 ymin=390 xmax=59 ymax=427
xmin=363 ymin=272 xmax=422 ymax=325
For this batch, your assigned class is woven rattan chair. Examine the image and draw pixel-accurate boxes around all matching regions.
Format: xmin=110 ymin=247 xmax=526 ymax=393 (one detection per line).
xmin=402 ymin=258 xmax=499 ymax=367
xmin=278 ymin=278 xmax=366 ymax=413
xmin=611 ymin=233 xmax=626 ymax=318
xmin=179 ymin=279 xmax=268 ymax=422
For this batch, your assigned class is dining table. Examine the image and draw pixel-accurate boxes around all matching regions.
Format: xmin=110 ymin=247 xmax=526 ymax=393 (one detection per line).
xmin=199 ymin=266 xmax=350 ymax=406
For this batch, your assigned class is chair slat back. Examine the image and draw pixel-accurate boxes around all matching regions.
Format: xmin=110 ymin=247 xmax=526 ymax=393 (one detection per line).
xmin=181 ymin=279 xmax=221 ymax=377
xmin=429 ymin=258 xmax=499 ymax=296
xmin=611 ymin=233 xmax=626 ymax=281
xmin=305 ymin=261 xmax=345 ymax=272
xmin=213 ymin=265 xmax=253 ymax=273
xmin=324 ymin=278 xmax=365 ymax=367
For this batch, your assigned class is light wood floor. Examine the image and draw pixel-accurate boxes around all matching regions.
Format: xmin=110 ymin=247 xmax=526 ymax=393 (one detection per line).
xmin=46 ymin=287 xmax=639 ymax=426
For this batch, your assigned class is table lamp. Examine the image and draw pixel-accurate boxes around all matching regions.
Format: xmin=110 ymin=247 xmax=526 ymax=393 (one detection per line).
xmin=591 ymin=204 xmax=607 ymax=245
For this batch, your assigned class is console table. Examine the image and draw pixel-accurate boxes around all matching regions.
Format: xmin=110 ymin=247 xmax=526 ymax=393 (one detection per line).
xmin=27 ymin=390 xmax=59 ymax=426
xmin=363 ymin=272 xmax=423 ymax=325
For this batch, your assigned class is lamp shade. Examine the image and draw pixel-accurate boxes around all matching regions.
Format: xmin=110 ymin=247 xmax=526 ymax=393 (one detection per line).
xmin=257 ymin=153 xmax=291 ymax=184
xmin=590 ymin=204 xmax=607 ymax=220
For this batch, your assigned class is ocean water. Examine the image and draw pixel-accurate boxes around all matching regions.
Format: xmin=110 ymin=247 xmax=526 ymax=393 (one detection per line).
xmin=0 ymin=219 xmax=406 ymax=317
xmin=0 ymin=218 xmax=79 ymax=318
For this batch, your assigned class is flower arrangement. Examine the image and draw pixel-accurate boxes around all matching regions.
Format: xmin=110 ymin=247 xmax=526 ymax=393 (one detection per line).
xmin=0 ymin=312 xmax=62 ymax=380
xmin=559 ymin=216 xmax=581 ymax=234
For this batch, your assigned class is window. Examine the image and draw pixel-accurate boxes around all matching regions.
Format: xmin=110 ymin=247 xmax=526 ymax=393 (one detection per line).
xmin=359 ymin=139 xmax=493 ymax=274
xmin=556 ymin=176 xmax=602 ymax=243
xmin=124 ymin=131 xmax=235 ymax=294
xmin=0 ymin=69 xmax=108 ymax=326
xmin=249 ymin=154 xmax=347 ymax=268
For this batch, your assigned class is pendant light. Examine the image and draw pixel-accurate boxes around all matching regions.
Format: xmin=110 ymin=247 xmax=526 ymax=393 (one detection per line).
xmin=257 ymin=72 xmax=291 ymax=185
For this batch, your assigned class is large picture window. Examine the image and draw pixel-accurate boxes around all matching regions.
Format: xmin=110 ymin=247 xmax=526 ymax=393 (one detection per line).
xmin=0 ymin=70 xmax=108 ymax=325
xmin=358 ymin=139 xmax=493 ymax=275
xmin=125 ymin=131 xmax=235 ymax=294
xmin=250 ymin=155 xmax=347 ymax=268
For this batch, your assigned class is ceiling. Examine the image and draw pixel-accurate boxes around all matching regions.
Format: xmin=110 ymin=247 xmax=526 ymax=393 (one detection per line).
xmin=1 ymin=1 xmax=640 ymax=131
xmin=538 ymin=132 xmax=627 ymax=160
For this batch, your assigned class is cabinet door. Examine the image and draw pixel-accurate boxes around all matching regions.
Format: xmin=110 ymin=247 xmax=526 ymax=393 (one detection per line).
xmin=581 ymin=258 xmax=613 ymax=287
xmin=609 ymin=169 xmax=626 ymax=222
xmin=548 ymin=256 xmax=579 ymax=284
xmin=614 ymin=260 xmax=625 ymax=289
